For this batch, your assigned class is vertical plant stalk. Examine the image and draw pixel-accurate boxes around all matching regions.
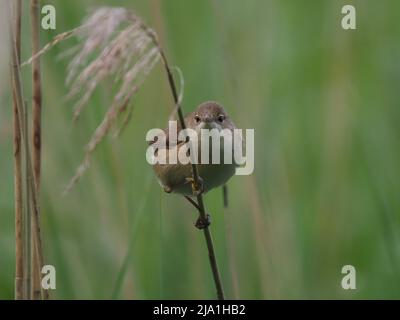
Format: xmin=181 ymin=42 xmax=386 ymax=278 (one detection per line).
xmin=155 ymin=45 xmax=225 ymax=300
xmin=23 ymin=99 xmax=32 ymax=299
xmin=10 ymin=6 xmax=47 ymax=301
xmin=12 ymin=0 xmax=23 ymax=301
xmin=30 ymin=0 xmax=43 ymax=300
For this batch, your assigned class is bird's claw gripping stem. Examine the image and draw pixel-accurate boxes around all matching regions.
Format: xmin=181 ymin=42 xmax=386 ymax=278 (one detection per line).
xmin=186 ymin=176 xmax=204 ymax=197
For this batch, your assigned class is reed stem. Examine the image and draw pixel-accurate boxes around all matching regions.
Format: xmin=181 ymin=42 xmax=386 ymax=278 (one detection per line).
xmin=23 ymin=99 xmax=32 ymax=299
xmin=12 ymin=0 xmax=23 ymax=301
xmin=156 ymin=44 xmax=225 ymax=300
xmin=30 ymin=0 xmax=43 ymax=300
xmin=10 ymin=4 xmax=47 ymax=300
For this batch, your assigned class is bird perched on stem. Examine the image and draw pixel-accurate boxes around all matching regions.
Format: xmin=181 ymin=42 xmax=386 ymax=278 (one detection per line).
xmin=150 ymin=101 xmax=238 ymax=203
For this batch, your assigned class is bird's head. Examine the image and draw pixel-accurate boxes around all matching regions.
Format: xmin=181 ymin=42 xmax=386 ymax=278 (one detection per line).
xmin=188 ymin=101 xmax=234 ymax=132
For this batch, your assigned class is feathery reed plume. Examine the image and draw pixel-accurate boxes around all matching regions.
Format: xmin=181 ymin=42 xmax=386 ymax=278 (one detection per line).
xmin=30 ymin=0 xmax=44 ymax=300
xmin=55 ymin=7 xmax=160 ymax=193
xmin=21 ymin=7 xmax=162 ymax=193
xmin=21 ymin=28 xmax=80 ymax=67
xmin=23 ymin=6 xmax=225 ymax=299
xmin=11 ymin=0 xmax=24 ymax=300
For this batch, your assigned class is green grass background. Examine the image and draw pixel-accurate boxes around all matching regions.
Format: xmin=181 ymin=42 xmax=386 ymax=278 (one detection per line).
xmin=1 ymin=0 xmax=400 ymax=299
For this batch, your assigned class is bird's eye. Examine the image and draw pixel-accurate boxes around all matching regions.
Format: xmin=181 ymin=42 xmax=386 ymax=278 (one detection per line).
xmin=194 ymin=115 xmax=201 ymax=123
xmin=218 ymin=114 xmax=225 ymax=123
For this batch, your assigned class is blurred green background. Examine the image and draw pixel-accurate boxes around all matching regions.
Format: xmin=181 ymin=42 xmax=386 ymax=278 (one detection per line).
xmin=1 ymin=0 xmax=400 ymax=299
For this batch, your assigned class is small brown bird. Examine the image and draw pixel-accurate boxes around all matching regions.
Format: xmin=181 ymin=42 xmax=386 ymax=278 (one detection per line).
xmin=150 ymin=101 xmax=238 ymax=197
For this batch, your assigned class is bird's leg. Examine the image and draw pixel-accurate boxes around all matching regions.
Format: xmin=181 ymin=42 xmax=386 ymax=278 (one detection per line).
xmin=183 ymin=196 xmax=211 ymax=230
xmin=222 ymin=184 xmax=228 ymax=208
xmin=185 ymin=176 xmax=204 ymax=196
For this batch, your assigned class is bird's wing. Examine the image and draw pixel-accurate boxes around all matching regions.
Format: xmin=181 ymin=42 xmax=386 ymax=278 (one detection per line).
xmin=148 ymin=118 xmax=188 ymax=148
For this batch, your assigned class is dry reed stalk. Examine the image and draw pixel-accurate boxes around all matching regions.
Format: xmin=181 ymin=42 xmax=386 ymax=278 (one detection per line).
xmin=30 ymin=0 xmax=43 ymax=300
xmin=10 ymin=3 xmax=47 ymax=300
xmin=22 ymin=7 xmax=225 ymax=300
xmin=11 ymin=0 xmax=23 ymax=300
xmin=23 ymin=98 xmax=32 ymax=300
xmin=31 ymin=0 xmax=41 ymax=189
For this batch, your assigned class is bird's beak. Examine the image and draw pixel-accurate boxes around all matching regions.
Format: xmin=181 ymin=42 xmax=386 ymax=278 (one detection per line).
xmin=201 ymin=120 xmax=218 ymax=130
